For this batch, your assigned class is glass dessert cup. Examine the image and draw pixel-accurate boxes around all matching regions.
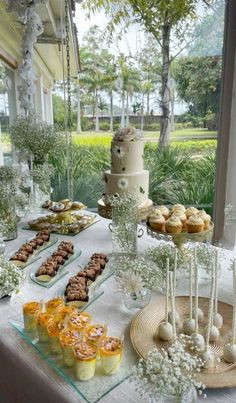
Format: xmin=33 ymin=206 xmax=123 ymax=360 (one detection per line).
xmin=35 ymin=312 xmax=53 ymax=342
xmin=59 ymin=328 xmax=82 ymax=367
xmin=67 ymin=312 xmax=91 ymax=333
xmin=73 ymin=341 xmax=97 ymax=381
xmin=45 ymin=298 xmax=64 ymax=314
xmin=47 ymin=318 xmax=65 ymax=354
xmin=84 ymin=324 xmax=107 ymax=358
xmin=99 ymin=336 xmax=124 ymax=375
xmin=55 ymin=305 xmax=77 ymax=321
xmin=23 ymin=301 xmax=42 ymax=331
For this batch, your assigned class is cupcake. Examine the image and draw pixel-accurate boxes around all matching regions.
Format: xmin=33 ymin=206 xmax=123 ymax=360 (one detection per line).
xmin=99 ymin=336 xmax=123 ymax=375
xmin=59 ymin=328 xmax=82 ymax=367
xmin=149 ymin=209 xmax=162 ymax=218
xmin=197 ymin=210 xmax=211 ymax=229
xmin=23 ymin=301 xmax=42 ymax=331
xmin=156 ymin=206 xmax=170 ymax=220
xmin=73 ymin=342 xmax=97 ymax=381
xmin=185 ymin=206 xmax=199 ymax=219
xmin=172 ymin=204 xmax=186 ymax=213
xmin=187 ymin=215 xmax=205 ymax=233
xmin=35 ymin=312 xmax=53 ymax=342
xmin=149 ymin=215 xmax=165 ymax=232
xmin=165 ymin=216 xmax=183 ymax=234
xmin=171 ymin=210 xmax=187 ymax=227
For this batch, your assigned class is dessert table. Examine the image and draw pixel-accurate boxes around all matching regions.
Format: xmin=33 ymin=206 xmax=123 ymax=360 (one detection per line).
xmin=0 ymin=214 xmax=236 ymax=403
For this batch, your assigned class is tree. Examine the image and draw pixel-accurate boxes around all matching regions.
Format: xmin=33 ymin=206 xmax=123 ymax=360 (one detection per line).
xmin=83 ymin=0 xmax=211 ymax=147
xmin=173 ymin=56 xmax=222 ymax=120
xmin=52 ymin=94 xmax=65 ymax=126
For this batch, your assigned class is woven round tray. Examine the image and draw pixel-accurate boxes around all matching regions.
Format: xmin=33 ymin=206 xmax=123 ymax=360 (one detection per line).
xmin=130 ymin=296 xmax=236 ymax=388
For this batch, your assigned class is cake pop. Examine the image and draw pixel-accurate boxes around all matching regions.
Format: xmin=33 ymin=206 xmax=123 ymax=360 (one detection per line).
xmin=168 ymin=250 xmax=181 ymax=328
xmin=223 ymin=260 xmax=236 ymax=363
xmin=158 ymin=258 xmax=173 ymax=341
xmin=213 ymin=250 xmax=223 ymax=329
xmin=183 ymin=256 xmax=195 ymax=335
xmin=191 ymin=250 xmax=205 ymax=352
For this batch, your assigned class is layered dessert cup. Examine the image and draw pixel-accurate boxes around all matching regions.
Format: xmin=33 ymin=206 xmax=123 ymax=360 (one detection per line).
xmin=84 ymin=324 xmax=107 ymax=353
xmin=59 ymin=328 xmax=82 ymax=367
xmin=23 ymin=301 xmax=42 ymax=331
xmin=73 ymin=341 xmax=97 ymax=381
xmin=99 ymin=336 xmax=123 ymax=375
xmin=35 ymin=312 xmax=53 ymax=342
xmin=45 ymin=298 xmax=64 ymax=314
xmin=47 ymin=318 xmax=64 ymax=354
xmin=67 ymin=312 xmax=91 ymax=333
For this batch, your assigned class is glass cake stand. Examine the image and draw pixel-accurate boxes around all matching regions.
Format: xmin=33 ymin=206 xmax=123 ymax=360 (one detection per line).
xmin=146 ymin=221 xmax=214 ymax=249
xmin=97 ymin=198 xmax=153 ymax=221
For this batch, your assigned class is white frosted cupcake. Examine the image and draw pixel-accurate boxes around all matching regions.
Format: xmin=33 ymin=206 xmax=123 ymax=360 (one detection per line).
xmin=186 ymin=206 xmax=199 ymax=218
xmin=197 ymin=210 xmax=211 ymax=229
xmin=165 ymin=216 xmax=183 ymax=234
xmin=156 ymin=205 xmax=170 ymax=220
xmin=172 ymin=204 xmax=186 ymax=213
xmin=149 ymin=215 xmax=165 ymax=232
xmin=171 ymin=210 xmax=187 ymax=227
xmin=148 ymin=209 xmax=162 ymax=218
xmin=187 ymin=215 xmax=204 ymax=233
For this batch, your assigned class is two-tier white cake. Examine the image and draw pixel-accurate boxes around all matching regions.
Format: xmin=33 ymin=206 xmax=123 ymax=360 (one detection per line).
xmin=102 ymin=127 xmax=152 ymax=208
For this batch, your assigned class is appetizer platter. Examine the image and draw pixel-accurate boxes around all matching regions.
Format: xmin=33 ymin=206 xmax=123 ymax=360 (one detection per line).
xmin=30 ymin=241 xmax=82 ymax=288
xmin=41 ymin=198 xmax=86 ymax=213
xmin=8 ymin=231 xmax=58 ymax=269
xmin=24 ymin=210 xmax=100 ymax=236
xmin=58 ymin=253 xmax=114 ymax=308
xmin=9 ymin=297 xmax=135 ymax=403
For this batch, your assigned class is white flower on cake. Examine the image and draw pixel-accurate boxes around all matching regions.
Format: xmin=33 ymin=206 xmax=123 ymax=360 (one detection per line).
xmin=117 ymin=178 xmax=128 ymax=189
xmin=113 ymin=145 xmax=125 ymax=158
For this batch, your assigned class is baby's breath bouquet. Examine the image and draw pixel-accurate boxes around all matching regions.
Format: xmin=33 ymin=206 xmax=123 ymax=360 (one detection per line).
xmin=0 ymin=166 xmax=28 ymax=239
xmin=0 ymin=256 xmax=25 ymax=298
xmin=132 ymin=335 xmax=205 ymax=402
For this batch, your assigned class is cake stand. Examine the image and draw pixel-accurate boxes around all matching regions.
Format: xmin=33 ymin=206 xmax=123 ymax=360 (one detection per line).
xmin=146 ymin=221 xmax=214 ymax=248
xmin=97 ymin=198 xmax=153 ymax=221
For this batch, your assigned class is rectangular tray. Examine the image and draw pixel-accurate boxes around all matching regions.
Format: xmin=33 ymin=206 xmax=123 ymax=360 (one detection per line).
xmin=57 ymin=257 xmax=115 ymax=306
xmin=9 ymin=319 xmax=134 ymax=403
xmin=22 ymin=214 xmax=100 ymax=237
xmin=7 ymin=235 xmax=58 ymax=269
xmin=30 ymin=247 xmax=82 ymax=288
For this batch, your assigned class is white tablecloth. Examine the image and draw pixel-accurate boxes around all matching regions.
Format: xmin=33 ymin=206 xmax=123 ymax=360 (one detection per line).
xmin=0 ymin=215 xmax=236 ymax=403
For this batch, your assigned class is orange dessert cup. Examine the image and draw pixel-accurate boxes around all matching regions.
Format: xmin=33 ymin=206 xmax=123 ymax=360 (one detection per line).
xmin=59 ymin=328 xmax=82 ymax=367
xmin=67 ymin=312 xmax=91 ymax=332
xmin=73 ymin=341 xmax=97 ymax=381
xmin=45 ymin=298 xmax=64 ymax=314
xmin=23 ymin=301 xmax=42 ymax=331
xmin=35 ymin=312 xmax=53 ymax=342
xmin=99 ymin=336 xmax=123 ymax=375
xmin=47 ymin=318 xmax=65 ymax=354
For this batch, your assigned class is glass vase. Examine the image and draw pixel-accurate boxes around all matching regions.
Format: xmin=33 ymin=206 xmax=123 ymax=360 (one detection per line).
xmin=110 ymin=205 xmax=143 ymax=257
xmin=122 ymin=288 xmax=151 ymax=312
xmin=0 ymin=207 xmax=18 ymax=241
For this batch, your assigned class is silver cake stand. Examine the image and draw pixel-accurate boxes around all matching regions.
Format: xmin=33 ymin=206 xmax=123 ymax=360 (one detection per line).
xmin=146 ymin=221 xmax=214 ymax=248
xmin=97 ymin=198 xmax=153 ymax=221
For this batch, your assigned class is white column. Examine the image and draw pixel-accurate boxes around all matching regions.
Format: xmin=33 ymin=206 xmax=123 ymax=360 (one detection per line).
xmin=35 ymin=75 xmax=45 ymax=121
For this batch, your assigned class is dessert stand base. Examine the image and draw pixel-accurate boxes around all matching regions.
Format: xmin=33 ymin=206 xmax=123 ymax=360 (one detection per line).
xmin=97 ymin=198 xmax=153 ymax=221
xmin=130 ymin=296 xmax=236 ymax=388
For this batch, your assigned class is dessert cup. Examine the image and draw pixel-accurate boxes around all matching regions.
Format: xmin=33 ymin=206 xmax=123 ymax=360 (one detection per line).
xmin=59 ymin=328 xmax=82 ymax=367
xmin=67 ymin=312 xmax=91 ymax=332
xmin=55 ymin=305 xmax=77 ymax=321
xmin=35 ymin=312 xmax=53 ymax=342
xmin=23 ymin=301 xmax=42 ymax=331
xmin=99 ymin=336 xmax=123 ymax=375
xmin=73 ymin=341 xmax=97 ymax=381
xmin=84 ymin=324 xmax=107 ymax=357
xmin=45 ymin=298 xmax=64 ymax=314
xmin=47 ymin=318 xmax=64 ymax=354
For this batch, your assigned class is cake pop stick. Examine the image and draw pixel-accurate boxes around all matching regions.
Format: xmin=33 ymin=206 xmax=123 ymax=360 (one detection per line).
xmin=183 ymin=255 xmax=196 ymax=335
xmin=191 ymin=248 xmax=205 ymax=351
xmin=205 ymin=257 xmax=219 ymax=343
xmin=158 ymin=258 xmax=173 ymax=341
xmin=168 ymin=249 xmax=180 ymax=327
xmin=170 ymin=271 xmax=176 ymax=339
xmin=213 ymin=250 xmax=223 ymax=329
xmin=223 ymin=260 xmax=236 ymax=363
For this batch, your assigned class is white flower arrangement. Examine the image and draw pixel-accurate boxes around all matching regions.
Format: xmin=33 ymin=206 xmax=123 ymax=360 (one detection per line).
xmin=131 ymin=335 xmax=205 ymax=401
xmin=117 ymin=177 xmax=129 ymax=189
xmin=113 ymin=145 xmax=125 ymax=158
xmin=114 ymin=255 xmax=165 ymax=291
xmin=0 ymin=256 xmax=25 ymax=298
xmin=117 ymin=269 xmax=145 ymax=295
